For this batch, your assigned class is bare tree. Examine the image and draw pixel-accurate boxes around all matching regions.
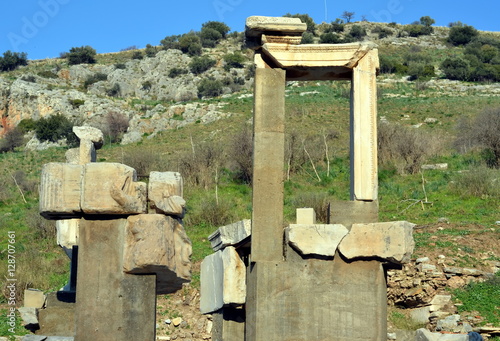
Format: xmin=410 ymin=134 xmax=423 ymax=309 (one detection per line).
xmin=341 ymin=11 xmax=355 ymax=23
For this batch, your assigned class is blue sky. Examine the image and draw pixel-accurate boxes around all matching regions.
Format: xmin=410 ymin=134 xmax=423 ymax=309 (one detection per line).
xmin=1 ymin=0 xmax=499 ymax=60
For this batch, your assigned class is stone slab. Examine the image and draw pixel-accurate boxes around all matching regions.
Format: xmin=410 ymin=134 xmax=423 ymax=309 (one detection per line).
xmin=24 ymin=289 xmax=45 ymax=308
xmin=285 ymin=224 xmax=348 ymax=257
xmin=200 ymin=251 xmax=224 ymax=314
xmin=72 ymin=126 xmax=103 ymax=149
xmin=81 ymin=163 xmax=147 ymax=215
xmin=410 ymin=306 xmax=431 ymax=324
xmin=245 ymin=16 xmax=306 ymax=38
xmin=212 ymin=307 xmax=245 ymax=341
xmin=338 ymin=221 xmax=415 ymax=264
xmin=37 ymin=306 xmax=75 ymax=337
xmin=148 ymin=171 xmax=185 ymax=216
xmin=39 ymin=163 xmax=83 ymax=219
xmin=208 ymin=219 xmax=251 ymax=252
xmin=123 ymin=214 xmax=191 ymax=294
xmin=415 ymin=328 xmax=468 ymax=341
xmin=246 ymin=257 xmax=387 ymax=341
xmin=18 ymin=307 xmax=38 ymax=326
xmin=222 ymin=246 xmax=246 ymax=305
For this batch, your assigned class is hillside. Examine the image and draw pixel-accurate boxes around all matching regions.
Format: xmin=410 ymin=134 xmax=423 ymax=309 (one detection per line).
xmin=0 ymin=18 xmax=499 ymax=340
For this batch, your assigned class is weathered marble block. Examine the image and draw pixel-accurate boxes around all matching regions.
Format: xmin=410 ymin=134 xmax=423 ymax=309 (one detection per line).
xmin=285 ymin=224 xmax=349 ymax=257
xmin=200 ymin=246 xmax=246 ymax=314
xmin=123 ymin=214 xmax=192 ymax=294
xmin=148 ymin=171 xmax=185 ymax=217
xmin=56 ymin=219 xmax=79 ymax=249
xmin=296 ymin=208 xmax=316 ymax=224
xmin=338 ymin=221 xmax=415 ymax=264
xmin=245 ymin=16 xmax=306 ymax=38
xmin=208 ymin=219 xmax=251 ymax=252
xmin=39 ymin=163 xmax=83 ymax=219
xmin=81 ymin=163 xmax=147 ymax=215
xmin=73 ymin=126 xmax=104 ymax=149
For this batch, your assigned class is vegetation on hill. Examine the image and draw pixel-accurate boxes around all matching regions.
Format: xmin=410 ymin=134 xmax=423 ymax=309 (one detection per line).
xmin=0 ymin=14 xmax=499 ymax=338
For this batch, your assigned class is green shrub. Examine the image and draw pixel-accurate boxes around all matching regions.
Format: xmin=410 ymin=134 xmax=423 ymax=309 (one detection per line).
xmin=106 ymin=83 xmax=121 ymax=97
xmin=17 ymin=118 xmax=37 ymax=133
xmin=464 ymin=107 xmax=500 ymax=167
xmin=185 ymin=196 xmax=235 ymax=228
xmin=441 ymin=57 xmax=470 ymax=81
xmin=448 ymin=25 xmax=478 ymax=46
xmin=379 ymin=55 xmax=397 ymax=73
xmin=83 ymin=72 xmax=107 ymax=89
xmin=320 ymin=32 xmax=342 ymax=44
xmin=223 ymin=52 xmax=245 ymax=70
xmin=0 ymin=50 xmax=28 ymax=72
xmin=201 ymin=21 xmax=230 ymax=38
xmin=37 ymin=70 xmax=58 ymax=79
xmin=69 ymin=98 xmax=85 ymax=108
xmin=189 ymin=56 xmax=216 ymax=74
xmin=160 ymin=35 xmax=181 ymax=50
xmin=200 ymin=27 xmax=222 ymax=48
xmin=372 ymin=26 xmax=393 ymax=39
xmin=301 ymin=32 xmax=314 ymax=44
xmin=404 ymin=24 xmax=433 ymax=37
xmin=145 ymin=44 xmax=157 ymax=57
xmin=131 ymin=50 xmax=143 ymax=60
xmin=179 ymin=33 xmax=202 ymax=56
xmin=66 ymin=46 xmax=97 ymax=65
xmin=407 ymin=62 xmax=435 ymax=81
xmin=34 ymin=114 xmax=78 ymax=146
xmin=168 ymin=67 xmax=188 ymax=78
xmin=330 ymin=19 xmax=345 ymax=33
xmin=197 ymin=78 xmax=223 ymax=98
xmin=419 ymin=16 xmax=435 ymax=27
xmin=114 ymin=63 xmax=126 ymax=69
xmin=141 ymin=80 xmax=152 ymax=91
xmin=102 ymin=111 xmax=129 ymax=144
xmin=349 ymin=25 xmax=367 ymax=40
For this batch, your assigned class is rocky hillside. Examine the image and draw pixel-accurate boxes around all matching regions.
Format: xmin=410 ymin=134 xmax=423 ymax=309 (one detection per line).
xmin=1 ymin=20 xmax=499 ymax=150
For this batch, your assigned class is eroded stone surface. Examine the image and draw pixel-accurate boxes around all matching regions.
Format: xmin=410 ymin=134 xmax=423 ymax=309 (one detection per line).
xmin=208 ymin=219 xmax=251 ymax=252
xmin=285 ymin=224 xmax=348 ymax=257
xmin=222 ymin=246 xmax=246 ymax=305
xmin=148 ymin=171 xmax=185 ymax=216
xmin=56 ymin=219 xmax=79 ymax=249
xmin=123 ymin=214 xmax=192 ymax=294
xmin=200 ymin=251 xmax=224 ymax=314
xmin=338 ymin=221 xmax=415 ymax=264
xmin=81 ymin=163 xmax=147 ymax=214
xmin=245 ymin=16 xmax=306 ymax=38
xmin=39 ymin=163 xmax=83 ymax=218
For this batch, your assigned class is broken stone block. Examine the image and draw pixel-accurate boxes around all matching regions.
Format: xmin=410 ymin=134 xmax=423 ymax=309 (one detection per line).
xmin=39 ymin=163 xmax=83 ymax=219
xmin=148 ymin=171 xmax=185 ymax=217
xmin=285 ymin=224 xmax=348 ymax=257
xmin=415 ymin=328 xmax=468 ymax=341
xmin=65 ymin=148 xmax=80 ymax=164
xmin=296 ymin=208 xmax=316 ymax=224
xmin=222 ymin=246 xmax=246 ymax=306
xmin=410 ymin=306 xmax=431 ymax=324
xmin=200 ymin=251 xmax=224 ymax=314
xmin=430 ymin=294 xmax=452 ymax=312
xmin=245 ymin=16 xmax=306 ymax=48
xmin=78 ymin=139 xmax=96 ymax=164
xmin=56 ymin=219 xmax=79 ymax=249
xmin=81 ymin=163 xmax=147 ymax=215
xmin=338 ymin=221 xmax=415 ymax=264
xmin=24 ymin=289 xmax=45 ymax=308
xmin=17 ymin=307 xmax=38 ymax=327
xmin=72 ymin=126 xmax=103 ymax=149
xmin=123 ymin=214 xmax=192 ymax=294
xmin=208 ymin=220 xmax=251 ymax=252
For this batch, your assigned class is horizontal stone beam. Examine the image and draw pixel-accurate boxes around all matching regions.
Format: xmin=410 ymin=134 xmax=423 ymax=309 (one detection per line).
xmin=208 ymin=219 xmax=251 ymax=252
xmin=338 ymin=221 xmax=415 ymax=264
xmin=285 ymin=224 xmax=348 ymax=257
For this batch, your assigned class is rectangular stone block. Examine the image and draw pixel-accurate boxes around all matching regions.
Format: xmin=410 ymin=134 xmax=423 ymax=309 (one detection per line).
xmin=200 ymin=251 xmax=224 ymax=314
xmin=56 ymin=219 xmax=79 ymax=249
xmin=208 ymin=219 xmax=251 ymax=252
xmin=123 ymin=214 xmax=191 ymax=294
xmin=338 ymin=221 xmax=415 ymax=264
xmin=246 ymin=257 xmax=387 ymax=341
xmin=81 ymin=163 xmax=147 ymax=214
xmin=39 ymin=163 xmax=83 ymax=219
xmin=330 ymin=200 xmax=379 ymax=227
xmin=212 ymin=307 xmax=245 ymax=341
xmin=222 ymin=246 xmax=246 ymax=305
xmin=148 ymin=171 xmax=185 ymax=216
xmin=24 ymin=289 xmax=45 ymax=308
xmin=296 ymin=208 xmax=316 ymax=224
xmin=285 ymin=224 xmax=348 ymax=257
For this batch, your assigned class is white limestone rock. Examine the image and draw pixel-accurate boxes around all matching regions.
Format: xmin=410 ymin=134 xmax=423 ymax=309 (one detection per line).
xmin=208 ymin=220 xmax=251 ymax=252
xmin=285 ymin=224 xmax=348 ymax=257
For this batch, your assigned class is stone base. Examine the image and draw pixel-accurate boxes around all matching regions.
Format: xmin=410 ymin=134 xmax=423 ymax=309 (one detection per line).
xmin=37 ymin=293 xmax=75 ymax=337
xmin=246 ymin=254 xmax=387 ymax=341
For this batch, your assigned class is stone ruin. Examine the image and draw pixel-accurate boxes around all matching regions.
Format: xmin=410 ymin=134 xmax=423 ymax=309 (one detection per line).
xmin=33 ymin=125 xmax=192 ymax=340
xmin=199 ymin=16 xmax=416 ymax=341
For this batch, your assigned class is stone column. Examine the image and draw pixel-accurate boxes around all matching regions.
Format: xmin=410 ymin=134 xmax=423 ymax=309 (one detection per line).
xmin=350 ymin=49 xmax=379 ymax=201
xmin=250 ymin=65 xmax=286 ymax=262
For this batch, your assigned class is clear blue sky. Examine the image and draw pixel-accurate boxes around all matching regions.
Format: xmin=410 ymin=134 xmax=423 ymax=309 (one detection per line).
xmin=1 ymin=0 xmax=498 ymax=60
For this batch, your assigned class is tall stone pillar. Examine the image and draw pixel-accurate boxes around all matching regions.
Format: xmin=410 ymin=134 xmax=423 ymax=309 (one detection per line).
xmin=250 ymin=66 xmax=286 ymax=262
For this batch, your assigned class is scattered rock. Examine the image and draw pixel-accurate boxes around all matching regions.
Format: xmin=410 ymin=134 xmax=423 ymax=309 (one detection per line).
xmin=172 ymin=317 xmax=183 ymax=327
